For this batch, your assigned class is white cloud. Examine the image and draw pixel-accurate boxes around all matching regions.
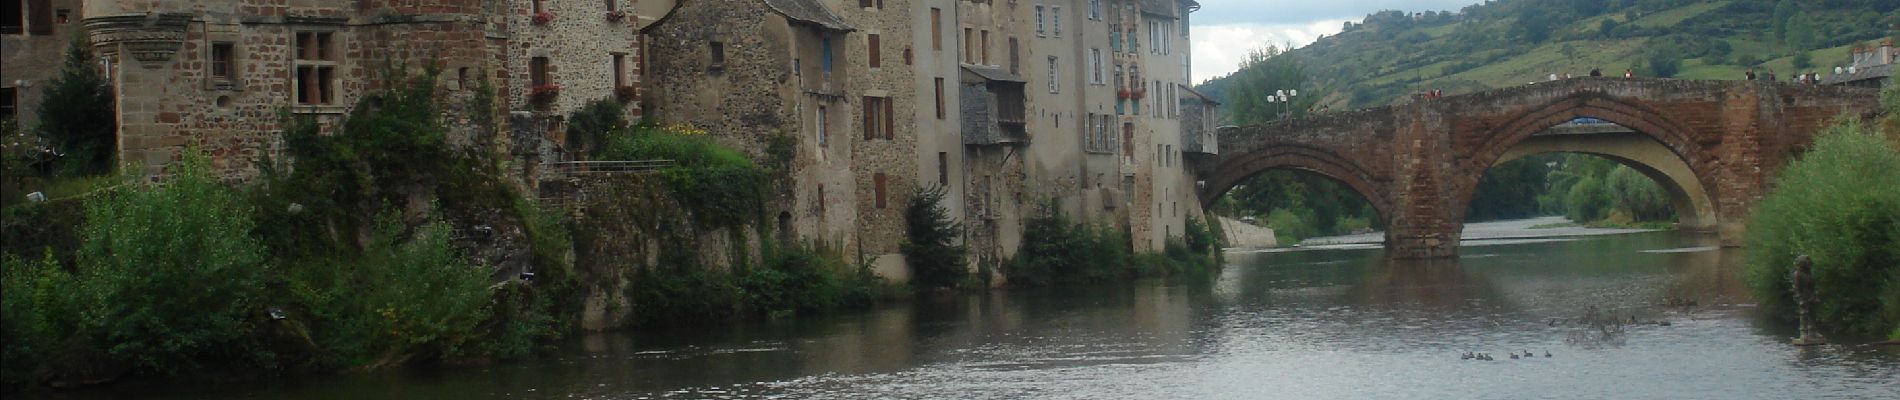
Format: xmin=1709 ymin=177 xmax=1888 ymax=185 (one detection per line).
xmin=1191 ymin=20 xmax=1348 ymax=82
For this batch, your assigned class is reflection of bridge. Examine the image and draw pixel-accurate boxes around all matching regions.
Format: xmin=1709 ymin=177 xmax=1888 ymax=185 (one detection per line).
xmin=1203 ymin=78 xmax=1881 ymax=259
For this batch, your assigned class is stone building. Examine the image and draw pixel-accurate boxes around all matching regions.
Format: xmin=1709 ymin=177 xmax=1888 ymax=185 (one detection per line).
xmin=74 ymin=0 xmax=661 ymax=179
xmin=2 ymin=0 xmax=83 ymax=129
xmin=645 ymin=0 xmax=1214 ymax=283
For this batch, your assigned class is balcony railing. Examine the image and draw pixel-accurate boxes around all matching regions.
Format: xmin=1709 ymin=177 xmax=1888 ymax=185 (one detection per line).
xmin=542 ymin=160 xmax=675 ymax=175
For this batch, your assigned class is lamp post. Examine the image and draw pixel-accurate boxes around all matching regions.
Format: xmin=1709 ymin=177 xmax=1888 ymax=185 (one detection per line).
xmin=1270 ymin=89 xmax=1299 ymax=120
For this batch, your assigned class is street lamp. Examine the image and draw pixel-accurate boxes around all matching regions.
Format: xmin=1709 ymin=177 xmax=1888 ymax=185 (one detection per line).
xmin=1270 ymin=89 xmax=1299 ymax=119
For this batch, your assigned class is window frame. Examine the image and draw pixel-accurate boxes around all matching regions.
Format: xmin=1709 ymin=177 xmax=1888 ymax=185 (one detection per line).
xmin=293 ymin=30 xmax=340 ymax=106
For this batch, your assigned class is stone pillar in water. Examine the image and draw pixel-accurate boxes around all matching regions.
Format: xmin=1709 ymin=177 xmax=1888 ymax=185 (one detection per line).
xmin=1791 ymin=255 xmax=1826 ymax=346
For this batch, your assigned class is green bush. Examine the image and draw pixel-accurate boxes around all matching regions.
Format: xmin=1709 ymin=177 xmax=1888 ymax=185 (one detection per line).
xmin=1564 ymin=176 xmax=1610 ymax=223
xmin=598 ymin=123 xmax=765 ymax=229
xmin=1 ymin=253 xmax=81 ymax=385
xmin=1605 ymin=166 xmax=1673 ymax=222
xmin=74 ymin=153 xmax=270 ymax=375
xmin=1743 ymin=119 xmax=1900 ymax=336
xmin=287 ymin=212 xmax=493 ymax=368
xmin=626 ymin=244 xmax=877 ymax=326
xmin=903 ymin=185 xmax=967 ymax=288
xmin=1266 ymin=208 xmax=1316 ymax=245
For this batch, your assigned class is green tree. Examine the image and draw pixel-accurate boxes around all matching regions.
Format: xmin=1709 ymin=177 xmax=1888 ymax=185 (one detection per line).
xmin=1743 ymin=119 xmax=1900 ymax=336
xmin=1785 ymin=11 xmax=1818 ymax=49
xmin=1605 ymin=166 xmax=1672 ymax=221
xmin=36 ymin=40 xmax=117 ymax=176
xmin=76 ymin=152 xmax=269 ymax=375
xmin=1224 ymin=46 xmax=1310 ymax=126
xmin=1772 ymin=0 xmax=1797 ymax=42
xmin=1792 ymin=51 xmax=1813 ymax=69
xmin=902 ymin=185 xmax=967 ymax=288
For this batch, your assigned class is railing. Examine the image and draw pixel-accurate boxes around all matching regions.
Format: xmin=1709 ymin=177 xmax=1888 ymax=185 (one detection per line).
xmin=542 ymin=160 xmax=675 ymax=175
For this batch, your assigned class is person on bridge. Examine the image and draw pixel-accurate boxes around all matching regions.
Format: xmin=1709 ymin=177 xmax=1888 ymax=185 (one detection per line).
xmin=1746 ymin=69 xmax=1757 ymax=80
xmin=1590 ymin=67 xmax=1602 ymax=77
xmin=1624 ymin=68 xmax=1634 ymax=78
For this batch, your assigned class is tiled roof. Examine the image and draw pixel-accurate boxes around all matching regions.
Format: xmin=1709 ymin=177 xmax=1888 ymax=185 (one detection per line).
xmin=1820 ymin=63 xmax=1893 ymax=86
xmin=1178 ymin=83 xmax=1218 ymax=105
xmin=963 ymin=65 xmax=1026 ymax=83
xmin=764 ymin=0 xmax=853 ymax=32
xmin=1140 ymin=0 xmax=1178 ymax=19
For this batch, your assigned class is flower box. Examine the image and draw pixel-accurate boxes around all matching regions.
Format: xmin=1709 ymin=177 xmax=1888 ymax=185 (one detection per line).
xmin=530 ymin=83 xmax=561 ymax=104
xmin=532 ymin=11 xmax=555 ymax=25
xmin=605 ymin=10 xmax=627 ymax=22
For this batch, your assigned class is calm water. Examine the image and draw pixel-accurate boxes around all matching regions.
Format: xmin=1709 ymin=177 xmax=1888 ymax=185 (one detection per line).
xmin=54 ymin=231 xmax=1900 ymax=399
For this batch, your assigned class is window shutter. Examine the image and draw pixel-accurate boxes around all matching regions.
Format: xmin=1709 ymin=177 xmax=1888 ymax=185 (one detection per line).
xmin=862 ymin=97 xmax=875 ymax=140
xmin=883 ymin=98 xmax=895 ymax=139
xmin=28 ymin=0 xmax=52 ymax=35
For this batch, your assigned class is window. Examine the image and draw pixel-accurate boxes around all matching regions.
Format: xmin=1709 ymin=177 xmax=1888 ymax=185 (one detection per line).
xmin=2 ymin=0 xmax=20 ymax=34
xmin=1089 ymin=0 xmax=1101 ymax=20
xmin=210 ymin=42 xmax=236 ymax=81
xmin=874 ymin=173 xmax=888 ymax=209
xmin=1047 ymin=57 xmax=1058 ymax=93
xmin=294 ymin=31 xmax=337 ymax=105
xmin=904 ymin=47 xmax=912 ymax=65
xmin=862 ymin=96 xmax=892 ymax=140
xmin=1008 ymin=37 xmax=1020 ymax=75
xmin=938 ymin=152 xmax=948 ymax=186
xmin=27 ymin=0 xmax=49 ymax=35
xmin=981 ymin=30 xmax=990 ymax=65
xmin=818 ymin=184 xmax=826 ymax=214
xmin=821 ymin=37 xmax=834 ymax=72
xmin=612 ymin=53 xmax=627 ymax=88
xmin=532 ymin=0 xmax=545 ymax=13
xmin=867 ymin=34 xmax=881 ymax=68
xmin=963 ymin=28 xmax=972 ymax=62
xmin=530 ymin=56 xmax=550 ymax=86
xmin=709 ymin=41 xmax=725 ymax=68
xmin=0 ymin=87 xmax=15 ymax=121
xmin=817 ymin=105 xmax=828 ymax=147
xmin=605 ymin=0 xmax=617 ymax=11
xmin=1034 ymin=5 xmax=1045 ymax=36
xmin=1089 ymin=48 xmax=1102 ymax=84
xmin=1052 ymin=6 xmax=1062 ymax=37
xmin=934 ymin=77 xmax=945 ymax=119
xmin=53 ymin=8 xmax=65 ymax=24
xmin=930 ymin=8 xmax=942 ymax=51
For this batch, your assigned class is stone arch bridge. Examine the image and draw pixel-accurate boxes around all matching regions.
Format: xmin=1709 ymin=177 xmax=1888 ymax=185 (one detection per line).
xmin=1202 ymin=78 xmax=1881 ymax=258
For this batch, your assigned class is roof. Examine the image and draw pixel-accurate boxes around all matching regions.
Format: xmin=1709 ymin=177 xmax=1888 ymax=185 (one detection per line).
xmin=1139 ymin=0 xmax=1178 ymax=19
xmin=962 ymin=65 xmax=1026 ymax=83
xmin=1821 ymin=63 xmax=1894 ymax=86
xmin=1178 ymin=83 xmax=1219 ymax=105
xmin=763 ymin=0 xmax=854 ymax=32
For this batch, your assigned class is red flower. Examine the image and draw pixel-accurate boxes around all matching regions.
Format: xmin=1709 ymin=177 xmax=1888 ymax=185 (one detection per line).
xmin=530 ymin=83 xmax=562 ymax=103
xmin=1118 ymin=88 xmax=1132 ymax=99
xmin=532 ymin=11 xmax=555 ymax=25
xmin=605 ymin=10 xmax=627 ymax=22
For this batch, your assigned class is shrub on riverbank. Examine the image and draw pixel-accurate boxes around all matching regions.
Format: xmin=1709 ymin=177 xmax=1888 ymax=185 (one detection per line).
xmin=624 ymin=244 xmax=879 ymax=326
xmin=1005 ymin=204 xmax=1217 ymax=286
xmin=1743 ymin=118 xmax=1900 ymax=337
xmin=904 ymin=185 xmax=967 ymax=288
xmin=597 ymin=119 xmax=765 ymax=229
xmin=2 ymin=70 xmax=573 ymax=387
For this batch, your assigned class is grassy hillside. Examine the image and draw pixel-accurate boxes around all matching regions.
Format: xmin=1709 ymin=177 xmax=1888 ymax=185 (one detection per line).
xmin=1197 ymin=0 xmax=1899 ymax=115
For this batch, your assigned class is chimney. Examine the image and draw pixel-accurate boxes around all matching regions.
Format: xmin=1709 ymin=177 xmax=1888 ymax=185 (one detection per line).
xmin=1883 ymin=39 xmax=1896 ymax=65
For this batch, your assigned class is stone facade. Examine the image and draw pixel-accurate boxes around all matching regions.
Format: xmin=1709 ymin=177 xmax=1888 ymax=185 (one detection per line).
xmin=2 ymin=0 xmax=83 ymax=129
xmin=76 ymin=0 xmax=659 ymax=180
xmin=647 ymin=0 xmax=1214 ymax=283
xmin=1207 ymin=78 xmax=1882 ymax=258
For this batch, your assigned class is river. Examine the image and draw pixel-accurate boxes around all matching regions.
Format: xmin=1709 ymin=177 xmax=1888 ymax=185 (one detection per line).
xmin=51 ymin=224 xmax=1900 ymax=399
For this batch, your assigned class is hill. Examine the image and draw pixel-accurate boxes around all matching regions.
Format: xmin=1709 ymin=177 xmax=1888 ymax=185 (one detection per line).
xmin=1197 ymin=0 xmax=1899 ymax=120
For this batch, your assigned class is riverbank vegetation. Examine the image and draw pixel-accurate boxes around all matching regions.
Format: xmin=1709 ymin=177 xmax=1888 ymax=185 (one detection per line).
xmin=1 ymin=70 xmax=572 ymax=387
xmin=903 ymin=185 xmax=969 ymax=289
xmin=1743 ymin=81 xmax=1900 ymax=339
xmin=570 ymin=98 xmax=885 ymax=326
xmin=1004 ymin=204 xmax=1218 ymax=286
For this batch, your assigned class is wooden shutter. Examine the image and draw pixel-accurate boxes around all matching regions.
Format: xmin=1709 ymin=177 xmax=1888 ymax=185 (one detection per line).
xmin=862 ymin=97 xmax=875 ymax=140
xmin=867 ymin=34 xmax=881 ymax=68
xmin=883 ymin=98 xmax=895 ymax=139
xmin=28 ymin=0 xmax=52 ymax=35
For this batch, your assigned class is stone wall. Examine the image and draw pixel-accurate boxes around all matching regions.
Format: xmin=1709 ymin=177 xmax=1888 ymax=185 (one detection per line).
xmin=1 ymin=0 xmax=83 ymax=129
xmin=85 ymin=1 xmax=506 ymax=180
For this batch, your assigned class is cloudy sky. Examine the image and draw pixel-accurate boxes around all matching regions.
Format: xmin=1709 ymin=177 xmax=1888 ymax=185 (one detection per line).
xmin=1189 ymin=0 xmax=1484 ymax=82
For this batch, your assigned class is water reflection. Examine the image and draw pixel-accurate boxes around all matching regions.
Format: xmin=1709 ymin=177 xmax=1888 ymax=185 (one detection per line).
xmin=48 ymin=231 xmax=1900 ymax=400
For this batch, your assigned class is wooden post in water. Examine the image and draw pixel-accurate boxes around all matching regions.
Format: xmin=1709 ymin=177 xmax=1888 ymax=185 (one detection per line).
xmin=1791 ymin=255 xmax=1827 ymax=346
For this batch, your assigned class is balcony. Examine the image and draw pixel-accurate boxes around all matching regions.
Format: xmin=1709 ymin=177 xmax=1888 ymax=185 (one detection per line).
xmin=960 ymin=65 xmax=1030 ymax=146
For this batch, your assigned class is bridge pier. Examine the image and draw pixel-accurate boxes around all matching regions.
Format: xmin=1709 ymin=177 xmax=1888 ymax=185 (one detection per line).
xmin=1387 ymin=231 xmax=1460 ymax=259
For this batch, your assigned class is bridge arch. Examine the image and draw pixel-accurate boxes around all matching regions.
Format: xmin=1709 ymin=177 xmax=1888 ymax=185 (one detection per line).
xmin=1454 ymin=95 xmax=1726 ymax=231
xmin=1201 ymin=145 xmax=1393 ymax=225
